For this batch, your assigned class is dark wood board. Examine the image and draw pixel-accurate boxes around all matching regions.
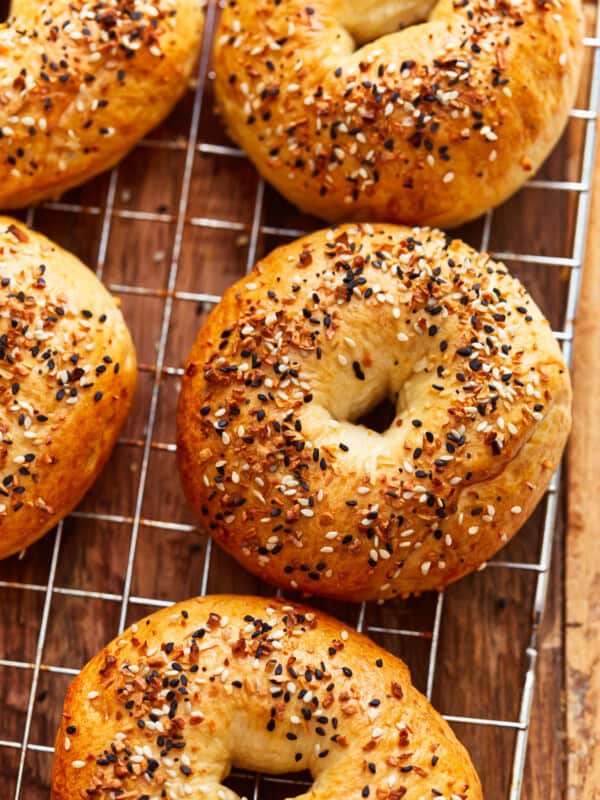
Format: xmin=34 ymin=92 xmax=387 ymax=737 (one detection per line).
xmin=0 ymin=2 xmax=597 ymax=798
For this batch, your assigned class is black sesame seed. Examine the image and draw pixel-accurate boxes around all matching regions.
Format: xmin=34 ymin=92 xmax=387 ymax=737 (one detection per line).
xmin=352 ymin=361 xmax=365 ymax=381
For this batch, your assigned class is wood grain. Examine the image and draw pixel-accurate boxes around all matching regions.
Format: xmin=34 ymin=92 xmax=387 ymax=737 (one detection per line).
xmin=566 ymin=23 xmax=600 ymax=799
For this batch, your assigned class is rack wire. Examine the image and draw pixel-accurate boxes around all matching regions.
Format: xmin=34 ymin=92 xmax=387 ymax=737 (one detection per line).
xmin=1 ymin=2 xmax=599 ymax=798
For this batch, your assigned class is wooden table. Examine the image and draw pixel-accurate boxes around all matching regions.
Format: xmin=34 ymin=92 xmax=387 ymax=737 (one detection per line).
xmin=566 ymin=27 xmax=600 ymax=793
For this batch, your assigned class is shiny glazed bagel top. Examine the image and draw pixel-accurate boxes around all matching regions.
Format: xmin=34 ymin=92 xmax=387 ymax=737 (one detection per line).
xmin=0 ymin=0 xmax=204 ymax=209
xmin=214 ymin=0 xmax=582 ymax=227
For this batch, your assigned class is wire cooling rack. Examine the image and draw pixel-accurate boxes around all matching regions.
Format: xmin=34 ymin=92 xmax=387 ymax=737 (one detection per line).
xmin=1 ymin=3 xmax=599 ymax=798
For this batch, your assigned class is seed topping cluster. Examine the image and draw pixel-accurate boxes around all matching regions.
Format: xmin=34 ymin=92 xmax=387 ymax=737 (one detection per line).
xmin=56 ymin=598 xmax=478 ymax=800
xmin=0 ymin=222 xmax=120 ymax=523
xmin=178 ymin=224 xmax=567 ymax=599
xmin=1 ymin=0 xmax=180 ymax=180
xmin=214 ymin=0 xmax=580 ymax=225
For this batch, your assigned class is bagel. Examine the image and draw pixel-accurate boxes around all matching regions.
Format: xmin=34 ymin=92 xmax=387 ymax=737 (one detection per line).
xmin=0 ymin=217 xmax=136 ymax=559
xmin=51 ymin=594 xmax=483 ymax=800
xmin=213 ymin=0 xmax=582 ymax=228
xmin=0 ymin=0 xmax=204 ymax=210
xmin=177 ymin=224 xmax=571 ymax=601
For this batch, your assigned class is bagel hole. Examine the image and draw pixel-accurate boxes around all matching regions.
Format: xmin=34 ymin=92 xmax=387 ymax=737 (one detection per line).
xmin=225 ymin=769 xmax=314 ymax=799
xmin=341 ymin=0 xmax=436 ymax=46
xmin=355 ymin=395 xmax=397 ymax=434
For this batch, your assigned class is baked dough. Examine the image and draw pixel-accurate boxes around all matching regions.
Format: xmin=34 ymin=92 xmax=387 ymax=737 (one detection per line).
xmin=214 ymin=0 xmax=582 ymax=227
xmin=177 ymin=224 xmax=571 ymax=600
xmin=0 ymin=217 xmax=136 ymax=559
xmin=52 ymin=594 xmax=483 ymax=800
xmin=0 ymin=0 xmax=204 ymax=209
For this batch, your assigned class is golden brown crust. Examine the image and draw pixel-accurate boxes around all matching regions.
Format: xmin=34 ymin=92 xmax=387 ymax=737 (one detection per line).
xmin=0 ymin=217 xmax=137 ymax=559
xmin=213 ymin=0 xmax=583 ymax=228
xmin=176 ymin=224 xmax=571 ymax=601
xmin=0 ymin=0 xmax=204 ymax=209
xmin=51 ymin=594 xmax=482 ymax=800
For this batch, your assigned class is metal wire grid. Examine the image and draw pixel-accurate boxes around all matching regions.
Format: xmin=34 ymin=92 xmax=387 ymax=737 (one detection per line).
xmin=0 ymin=3 xmax=599 ymax=798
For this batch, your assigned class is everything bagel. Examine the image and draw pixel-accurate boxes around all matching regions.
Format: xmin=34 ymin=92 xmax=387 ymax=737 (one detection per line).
xmin=0 ymin=0 xmax=204 ymax=209
xmin=214 ymin=0 xmax=582 ymax=227
xmin=0 ymin=217 xmax=136 ymax=559
xmin=52 ymin=594 xmax=483 ymax=800
xmin=177 ymin=225 xmax=571 ymax=601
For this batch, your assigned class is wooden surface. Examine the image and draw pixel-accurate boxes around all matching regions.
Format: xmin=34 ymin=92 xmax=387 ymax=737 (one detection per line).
xmin=566 ymin=51 xmax=600 ymax=800
xmin=0 ymin=3 xmax=597 ymax=798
